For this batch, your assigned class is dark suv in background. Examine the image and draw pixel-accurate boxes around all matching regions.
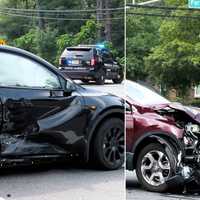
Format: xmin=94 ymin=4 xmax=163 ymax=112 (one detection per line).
xmin=59 ymin=45 xmax=123 ymax=85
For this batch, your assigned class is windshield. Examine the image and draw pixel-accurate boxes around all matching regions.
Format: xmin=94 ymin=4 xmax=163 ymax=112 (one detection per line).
xmin=61 ymin=48 xmax=93 ymax=60
xmin=126 ymin=80 xmax=170 ymax=105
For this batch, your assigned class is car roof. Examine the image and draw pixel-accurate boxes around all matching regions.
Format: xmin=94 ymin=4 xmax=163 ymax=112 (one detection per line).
xmin=78 ymin=44 xmax=96 ymax=47
xmin=66 ymin=45 xmax=109 ymax=50
xmin=66 ymin=45 xmax=95 ymax=49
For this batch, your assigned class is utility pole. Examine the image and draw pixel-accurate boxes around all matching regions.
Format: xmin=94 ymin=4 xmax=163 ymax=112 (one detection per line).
xmin=96 ymin=0 xmax=103 ymax=41
xmin=36 ymin=0 xmax=45 ymax=29
xmin=104 ymin=0 xmax=112 ymax=42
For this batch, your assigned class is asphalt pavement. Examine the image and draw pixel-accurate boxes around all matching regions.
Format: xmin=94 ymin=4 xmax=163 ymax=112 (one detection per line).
xmin=126 ymin=171 xmax=200 ymax=200
xmin=0 ymin=81 xmax=125 ymax=200
xmin=0 ymin=164 xmax=124 ymax=200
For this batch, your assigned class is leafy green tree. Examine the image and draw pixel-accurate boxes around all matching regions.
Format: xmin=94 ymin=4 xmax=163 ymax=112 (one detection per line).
xmin=145 ymin=8 xmax=200 ymax=97
xmin=56 ymin=33 xmax=74 ymax=63
xmin=126 ymin=14 xmax=160 ymax=80
xmin=0 ymin=0 xmax=124 ymax=66
xmin=14 ymin=29 xmax=37 ymax=53
xmin=14 ymin=27 xmax=58 ymax=64
xmin=55 ymin=19 xmax=100 ymax=63
xmin=0 ymin=0 xmax=35 ymax=40
xmin=35 ymin=27 xmax=58 ymax=64
xmin=73 ymin=20 xmax=101 ymax=45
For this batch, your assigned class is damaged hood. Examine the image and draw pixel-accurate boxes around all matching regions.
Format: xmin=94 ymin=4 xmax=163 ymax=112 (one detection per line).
xmin=151 ymin=102 xmax=200 ymax=124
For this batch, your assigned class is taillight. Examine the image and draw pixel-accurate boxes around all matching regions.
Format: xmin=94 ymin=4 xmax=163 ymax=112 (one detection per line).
xmin=90 ymin=58 xmax=96 ymax=66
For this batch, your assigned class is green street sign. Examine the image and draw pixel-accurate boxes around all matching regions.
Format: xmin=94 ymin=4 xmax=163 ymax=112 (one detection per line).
xmin=189 ymin=0 xmax=200 ymax=8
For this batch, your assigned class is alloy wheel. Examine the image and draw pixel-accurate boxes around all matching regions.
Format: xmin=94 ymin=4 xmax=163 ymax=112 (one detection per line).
xmin=102 ymin=127 xmax=124 ymax=165
xmin=141 ymin=150 xmax=171 ymax=186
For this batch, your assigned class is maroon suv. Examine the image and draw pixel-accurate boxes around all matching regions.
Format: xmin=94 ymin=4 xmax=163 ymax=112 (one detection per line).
xmin=126 ymin=80 xmax=200 ymax=192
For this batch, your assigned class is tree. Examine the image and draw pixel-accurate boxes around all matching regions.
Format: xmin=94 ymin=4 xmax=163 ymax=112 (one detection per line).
xmin=14 ymin=27 xmax=58 ymax=64
xmin=126 ymin=14 xmax=161 ymax=81
xmin=145 ymin=8 xmax=200 ymax=96
xmin=14 ymin=19 xmax=101 ymax=65
xmin=56 ymin=19 xmax=100 ymax=63
xmin=0 ymin=0 xmax=124 ymax=66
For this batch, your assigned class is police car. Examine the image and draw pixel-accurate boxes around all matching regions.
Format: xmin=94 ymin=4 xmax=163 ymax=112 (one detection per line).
xmin=59 ymin=44 xmax=123 ymax=85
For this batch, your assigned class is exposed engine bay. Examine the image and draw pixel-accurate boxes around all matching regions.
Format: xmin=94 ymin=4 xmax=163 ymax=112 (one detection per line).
xmin=157 ymin=104 xmax=200 ymax=192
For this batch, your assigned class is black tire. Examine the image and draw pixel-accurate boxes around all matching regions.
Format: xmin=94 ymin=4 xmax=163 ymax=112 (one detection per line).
xmin=96 ymin=71 xmax=105 ymax=85
xmin=136 ymin=143 xmax=177 ymax=192
xmin=112 ymin=72 xmax=123 ymax=84
xmin=92 ymin=118 xmax=124 ymax=170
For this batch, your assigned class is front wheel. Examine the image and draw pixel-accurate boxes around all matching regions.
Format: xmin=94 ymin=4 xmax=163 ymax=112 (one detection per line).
xmin=92 ymin=118 xmax=124 ymax=170
xmin=136 ymin=143 xmax=177 ymax=192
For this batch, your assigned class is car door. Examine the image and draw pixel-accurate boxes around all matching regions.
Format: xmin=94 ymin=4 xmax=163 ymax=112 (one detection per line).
xmin=0 ymin=50 xmax=88 ymax=157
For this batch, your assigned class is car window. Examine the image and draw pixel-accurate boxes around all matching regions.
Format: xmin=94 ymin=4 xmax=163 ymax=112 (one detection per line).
xmin=62 ymin=48 xmax=93 ymax=60
xmin=0 ymin=52 xmax=61 ymax=89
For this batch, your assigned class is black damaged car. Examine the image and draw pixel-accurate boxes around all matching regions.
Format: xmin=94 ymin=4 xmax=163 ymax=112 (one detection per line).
xmin=0 ymin=45 xmax=124 ymax=170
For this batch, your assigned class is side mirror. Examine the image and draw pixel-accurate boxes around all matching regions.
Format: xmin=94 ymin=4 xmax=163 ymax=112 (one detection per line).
xmin=64 ymin=81 xmax=76 ymax=96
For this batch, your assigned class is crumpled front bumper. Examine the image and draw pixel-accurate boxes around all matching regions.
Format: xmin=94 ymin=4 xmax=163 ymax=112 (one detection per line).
xmin=166 ymin=167 xmax=200 ymax=193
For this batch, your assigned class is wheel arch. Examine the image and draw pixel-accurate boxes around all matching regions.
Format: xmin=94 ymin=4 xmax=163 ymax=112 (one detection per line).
xmin=86 ymin=107 xmax=124 ymax=161
xmin=131 ymin=132 xmax=184 ymax=169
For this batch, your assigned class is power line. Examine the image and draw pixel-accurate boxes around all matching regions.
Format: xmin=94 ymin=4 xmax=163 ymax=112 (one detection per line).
xmin=0 ymin=7 xmax=124 ymax=13
xmin=127 ymin=12 xmax=200 ymax=19
xmin=0 ymin=11 xmax=123 ymax=21
xmin=0 ymin=9 xmax=124 ymax=17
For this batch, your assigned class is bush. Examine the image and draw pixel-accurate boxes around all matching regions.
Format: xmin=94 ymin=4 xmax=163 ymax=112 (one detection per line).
xmin=14 ymin=29 xmax=37 ymax=54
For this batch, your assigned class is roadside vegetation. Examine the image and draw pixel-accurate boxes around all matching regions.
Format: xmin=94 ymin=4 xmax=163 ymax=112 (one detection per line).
xmin=127 ymin=0 xmax=200 ymax=103
xmin=0 ymin=0 xmax=124 ymax=66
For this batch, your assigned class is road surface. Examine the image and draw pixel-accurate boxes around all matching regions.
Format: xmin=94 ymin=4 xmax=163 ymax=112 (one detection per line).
xmin=126 ymin=171 xmax=200 ymax=200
